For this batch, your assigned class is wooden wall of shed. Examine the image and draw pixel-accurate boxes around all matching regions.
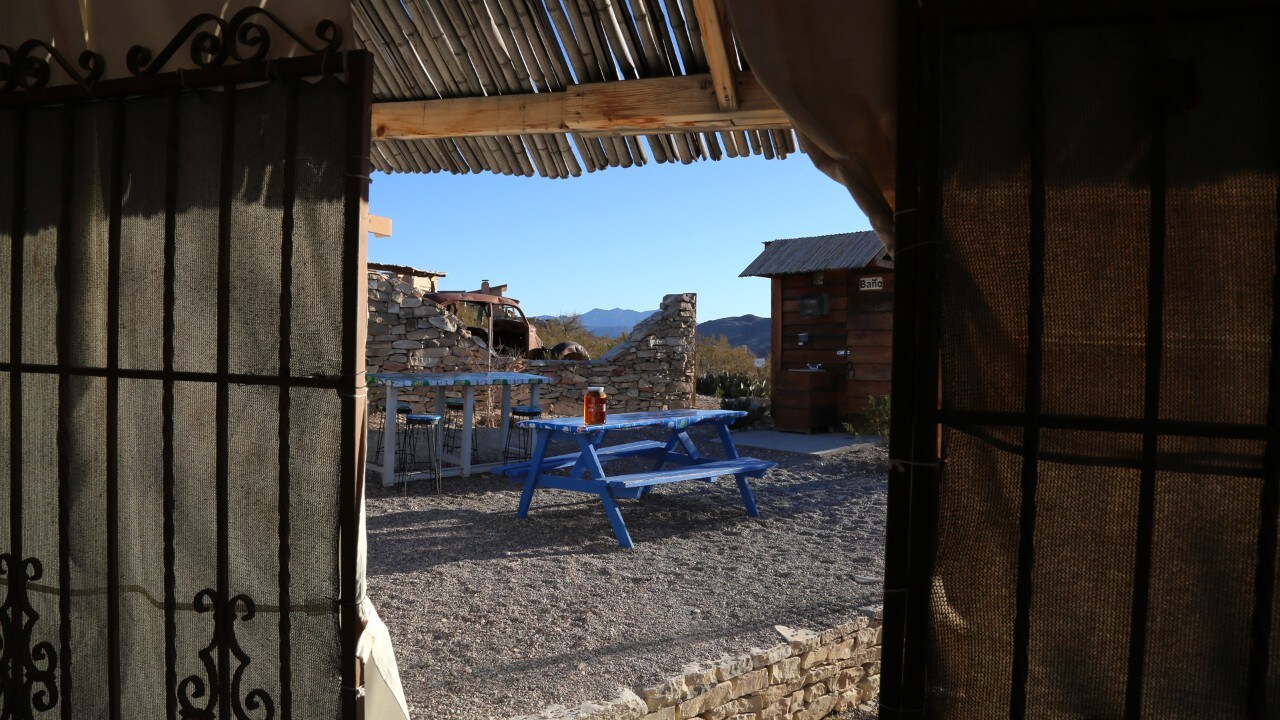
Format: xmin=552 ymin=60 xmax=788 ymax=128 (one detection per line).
xmin=771 ymin=269 xmax=894 ymax=427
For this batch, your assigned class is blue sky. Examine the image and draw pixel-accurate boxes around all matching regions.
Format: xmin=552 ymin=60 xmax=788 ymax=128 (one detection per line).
xmin=368 ymin=151 xmax=869 ymax=322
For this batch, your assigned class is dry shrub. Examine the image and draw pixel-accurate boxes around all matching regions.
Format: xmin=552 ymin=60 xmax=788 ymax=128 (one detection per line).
xmin=697 ymin=335 xmax=767 ymax=381
xmin=530 ymin=314 xmax=626 ymax=359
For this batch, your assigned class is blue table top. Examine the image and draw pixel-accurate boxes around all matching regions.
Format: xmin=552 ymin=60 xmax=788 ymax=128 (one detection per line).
xmin=368 ymin=371 xmax=552 ymax=388
xmin=517 ymin=409 xmax=746 ymax=435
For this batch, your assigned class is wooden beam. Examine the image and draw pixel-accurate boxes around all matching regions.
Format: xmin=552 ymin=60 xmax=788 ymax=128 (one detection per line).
xmin=368 ymin=214 xmax=392 ymax=238
xmin=691 ymin=0 xmax=738 ymax=112
xmin=371 ymin=72 xmax=788 ymax=141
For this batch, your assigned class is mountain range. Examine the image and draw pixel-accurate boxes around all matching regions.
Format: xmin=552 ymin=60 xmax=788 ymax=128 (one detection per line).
xmin=697 ymin=314 xmax=771 ymax=357
xmin=537 ymin=308 xmax=771 ymax=357
xmin=534 ymin=307 xmax=655 ymax=338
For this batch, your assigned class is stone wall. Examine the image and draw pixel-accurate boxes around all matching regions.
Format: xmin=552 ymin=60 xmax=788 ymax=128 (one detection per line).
xmin=524 ymin=293 xmax=697 ymax=415
xmin=366 ymin=273 xmax=696 ymax=416
xmin=366 ymin=271 xmax=519 ymax=414
xmin=512 ymin=610 xmax=883 ymax=720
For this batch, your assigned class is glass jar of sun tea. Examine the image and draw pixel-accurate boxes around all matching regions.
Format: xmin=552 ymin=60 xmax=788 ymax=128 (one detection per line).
xmin=584 ymin=386 xmax=607 ymax=425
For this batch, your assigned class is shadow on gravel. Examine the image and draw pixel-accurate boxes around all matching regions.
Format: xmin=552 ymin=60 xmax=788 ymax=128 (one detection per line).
xmin=365 ymin=488 xmax=778 ymax=573
xmin=365 ymin=442 xmax=890 ymax=719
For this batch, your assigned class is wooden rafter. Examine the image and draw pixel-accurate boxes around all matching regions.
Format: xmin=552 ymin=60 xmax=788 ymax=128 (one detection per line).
xmin=691 ymin=0 xmax=738 ymax=112
xmin=371 ymin=72 xmax=789 ymax=141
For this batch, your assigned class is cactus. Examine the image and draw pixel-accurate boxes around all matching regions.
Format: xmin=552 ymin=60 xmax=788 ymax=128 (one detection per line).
xmin=696 ymin=371 xmax=769 ymax=399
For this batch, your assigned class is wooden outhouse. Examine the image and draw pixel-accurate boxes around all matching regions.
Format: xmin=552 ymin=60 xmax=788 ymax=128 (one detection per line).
xmin=741 ymin=232 xmax=894 ymax=432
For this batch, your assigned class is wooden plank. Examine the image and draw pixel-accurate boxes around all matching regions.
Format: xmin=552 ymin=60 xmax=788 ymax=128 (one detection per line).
xmin=847 ymin=329 xmax=895 ymax=347
xmin=773 ymin=395 xmax=838 ymax=412
xmin=847 ymin=379 xmax=893 ymax=400
xmin=780 ymin=314 xmax=849 ymax=330
xmin=780 ymin=336 xmax=846 ymax=352
xmin=781 ymin=295 xmax=849 ymax=313
xmin=782 ymin=270 xmax=851 ymax=290
xmin=847 ymin=346 xmax=894 ymax=364
xmin=780 ymin=349 xmax=849 ymax=365
xmin=847 ymin=394 xmax=874 ymax=415
xmin=770 ymin=278 xmax=782 ymax=405
xmin=850 ymin=363 xmax=893 ymax=382
xmin=690 ymin=0 xmax=738 ymax=111
xmin=776 ymin=365 xmax=845 ymax=389
xmin=371 ymin=72 xmax=787 ymax=140
xmin=780 ymin=333 xmax=846 ymax=347
xmin=607 ymin=457 xmax=775 ymax=489
xmin=846 ymin=296 xmax=895 ymax=313
xmin=367 ymin=213 xmax=392 ymax=238
xmin=781 ymin=281 xmax=851 ymax=296
xmin=847 ymin=311 xmax=895 ymax=331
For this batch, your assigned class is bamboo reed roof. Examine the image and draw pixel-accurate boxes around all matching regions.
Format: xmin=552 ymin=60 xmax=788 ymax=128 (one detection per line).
xmin=740 ymin=232 xmax=889 ymax=277
xmin=354 ymin=0 xmax=799 ymax=178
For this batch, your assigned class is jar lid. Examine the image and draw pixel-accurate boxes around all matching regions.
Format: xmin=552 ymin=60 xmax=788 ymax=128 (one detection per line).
xmin=587 ymin=386 xmax=605 ymax=393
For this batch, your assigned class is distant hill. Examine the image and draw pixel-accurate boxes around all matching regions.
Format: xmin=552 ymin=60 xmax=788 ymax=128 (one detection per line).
xmin=535 ymin=307 xmax=655 ymax=337
xmin=698 ymin=314 xmax=771 ymax=358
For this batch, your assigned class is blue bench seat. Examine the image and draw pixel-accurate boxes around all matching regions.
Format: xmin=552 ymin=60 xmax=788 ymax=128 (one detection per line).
xmin=604 ymin=457 xmax=775 ymax=490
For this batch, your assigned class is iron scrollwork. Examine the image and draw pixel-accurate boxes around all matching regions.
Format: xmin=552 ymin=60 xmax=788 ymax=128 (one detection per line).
xmin=127 ymin=7 xmax=343 ymax=76
xmin=0 ymin=41 xmax=104 ymax=93
xmin=1 ymin=8 xmax=342 ymax=95
xmin=179 ymin=590 xmax=274 ymax=720
xmin=0 ymin=554 xmax=59 ymax=718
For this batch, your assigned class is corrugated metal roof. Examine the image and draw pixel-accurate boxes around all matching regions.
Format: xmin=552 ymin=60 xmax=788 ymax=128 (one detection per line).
xmin=739 ymin=232 xmax=887 ymax=277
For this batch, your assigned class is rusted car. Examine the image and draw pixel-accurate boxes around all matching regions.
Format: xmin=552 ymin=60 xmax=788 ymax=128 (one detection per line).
xmin=423 ymin=291 xmax=542 ymax=357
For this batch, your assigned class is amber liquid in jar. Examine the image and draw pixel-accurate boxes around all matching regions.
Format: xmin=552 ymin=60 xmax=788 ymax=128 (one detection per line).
xmin=584 ymin=386 xmax=608 ymax=425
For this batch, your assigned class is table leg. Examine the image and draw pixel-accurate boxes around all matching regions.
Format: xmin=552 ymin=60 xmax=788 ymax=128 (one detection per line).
xmin=575 ymin=434 xmax=607 ymax=479
xmin=434 ymin=387 xmax=445 ymax=464
xmin=383 ymin=387 xmax=398 ymax=488
xmin=674 ymin=431 xmax=700 ymax=461
xmin=461 ymin=386 xmax=475 ymax=478
xmin=599 ymin=490 xmax=634 ymax=549
xmin=532 ymin=383 xmax=541 ymax=409
xmin=718 ymin=421 xmax=757 ymax=515
xmin=518 ymin=430 xmax=551 ymax=518
xmin=735 ymin=474 xmax=760 ymax=517
xmin=499 ymin=384 xmax=512 ymax=454
xmin=716 ymin=423 xmax=740 ymax=459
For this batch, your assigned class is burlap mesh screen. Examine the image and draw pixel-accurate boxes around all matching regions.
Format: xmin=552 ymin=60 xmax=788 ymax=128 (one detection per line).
xmin=924 ymin=10 xmax=1279 ymax=720
xmin=0 ymin=71 xmax=354 ymax=718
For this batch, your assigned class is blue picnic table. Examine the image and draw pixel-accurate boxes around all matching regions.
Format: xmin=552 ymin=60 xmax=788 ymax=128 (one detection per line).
xmin=497 ymin=409 xmax=776 ymax=548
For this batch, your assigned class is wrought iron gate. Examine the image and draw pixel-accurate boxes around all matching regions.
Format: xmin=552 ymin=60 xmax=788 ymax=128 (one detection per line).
xmin=0 ymin=11 xmax=370 ymax=719
xmin=885 ymin=2 xmax=1278 ymax=719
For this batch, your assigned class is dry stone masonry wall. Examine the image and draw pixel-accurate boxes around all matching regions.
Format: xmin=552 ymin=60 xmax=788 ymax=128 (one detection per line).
xmin=366 ymin=271 xmax=514 ymax=413
xmin=366 ymin=272 xmax=695 ymax=415
xmin=525 ymin=293 xmax=697 ymax=414
xmin=512 ymin=610 xmax=883 ymax=720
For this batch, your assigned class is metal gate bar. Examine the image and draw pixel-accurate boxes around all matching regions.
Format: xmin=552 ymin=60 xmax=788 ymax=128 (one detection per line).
xmin=887 ymin=2 xmax=1280 ymax=718
xmin=1 ymin=14 xmax=367 ymax=717
xmin=1008 ymin=23 xmax=1047 ymax=720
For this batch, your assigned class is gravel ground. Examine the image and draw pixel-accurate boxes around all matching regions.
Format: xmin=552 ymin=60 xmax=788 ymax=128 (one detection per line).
xmin=365 ymin=424 xmax=887 ymax=719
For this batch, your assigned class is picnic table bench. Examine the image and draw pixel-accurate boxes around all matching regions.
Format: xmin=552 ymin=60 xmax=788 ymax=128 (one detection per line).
xmin=497 ymin=409 xmax=776 ymax=548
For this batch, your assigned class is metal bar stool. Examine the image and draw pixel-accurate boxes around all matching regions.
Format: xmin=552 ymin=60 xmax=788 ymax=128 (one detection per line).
xmin=442 ymin=397 xmax=480 ymax=464
xmin=398 ymin=413 xmax=442 ymax=493
xmin=503 ymin=405 xmax=543 ymax=463
xmin=372 ymin=402 xmax=414 ymax=465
